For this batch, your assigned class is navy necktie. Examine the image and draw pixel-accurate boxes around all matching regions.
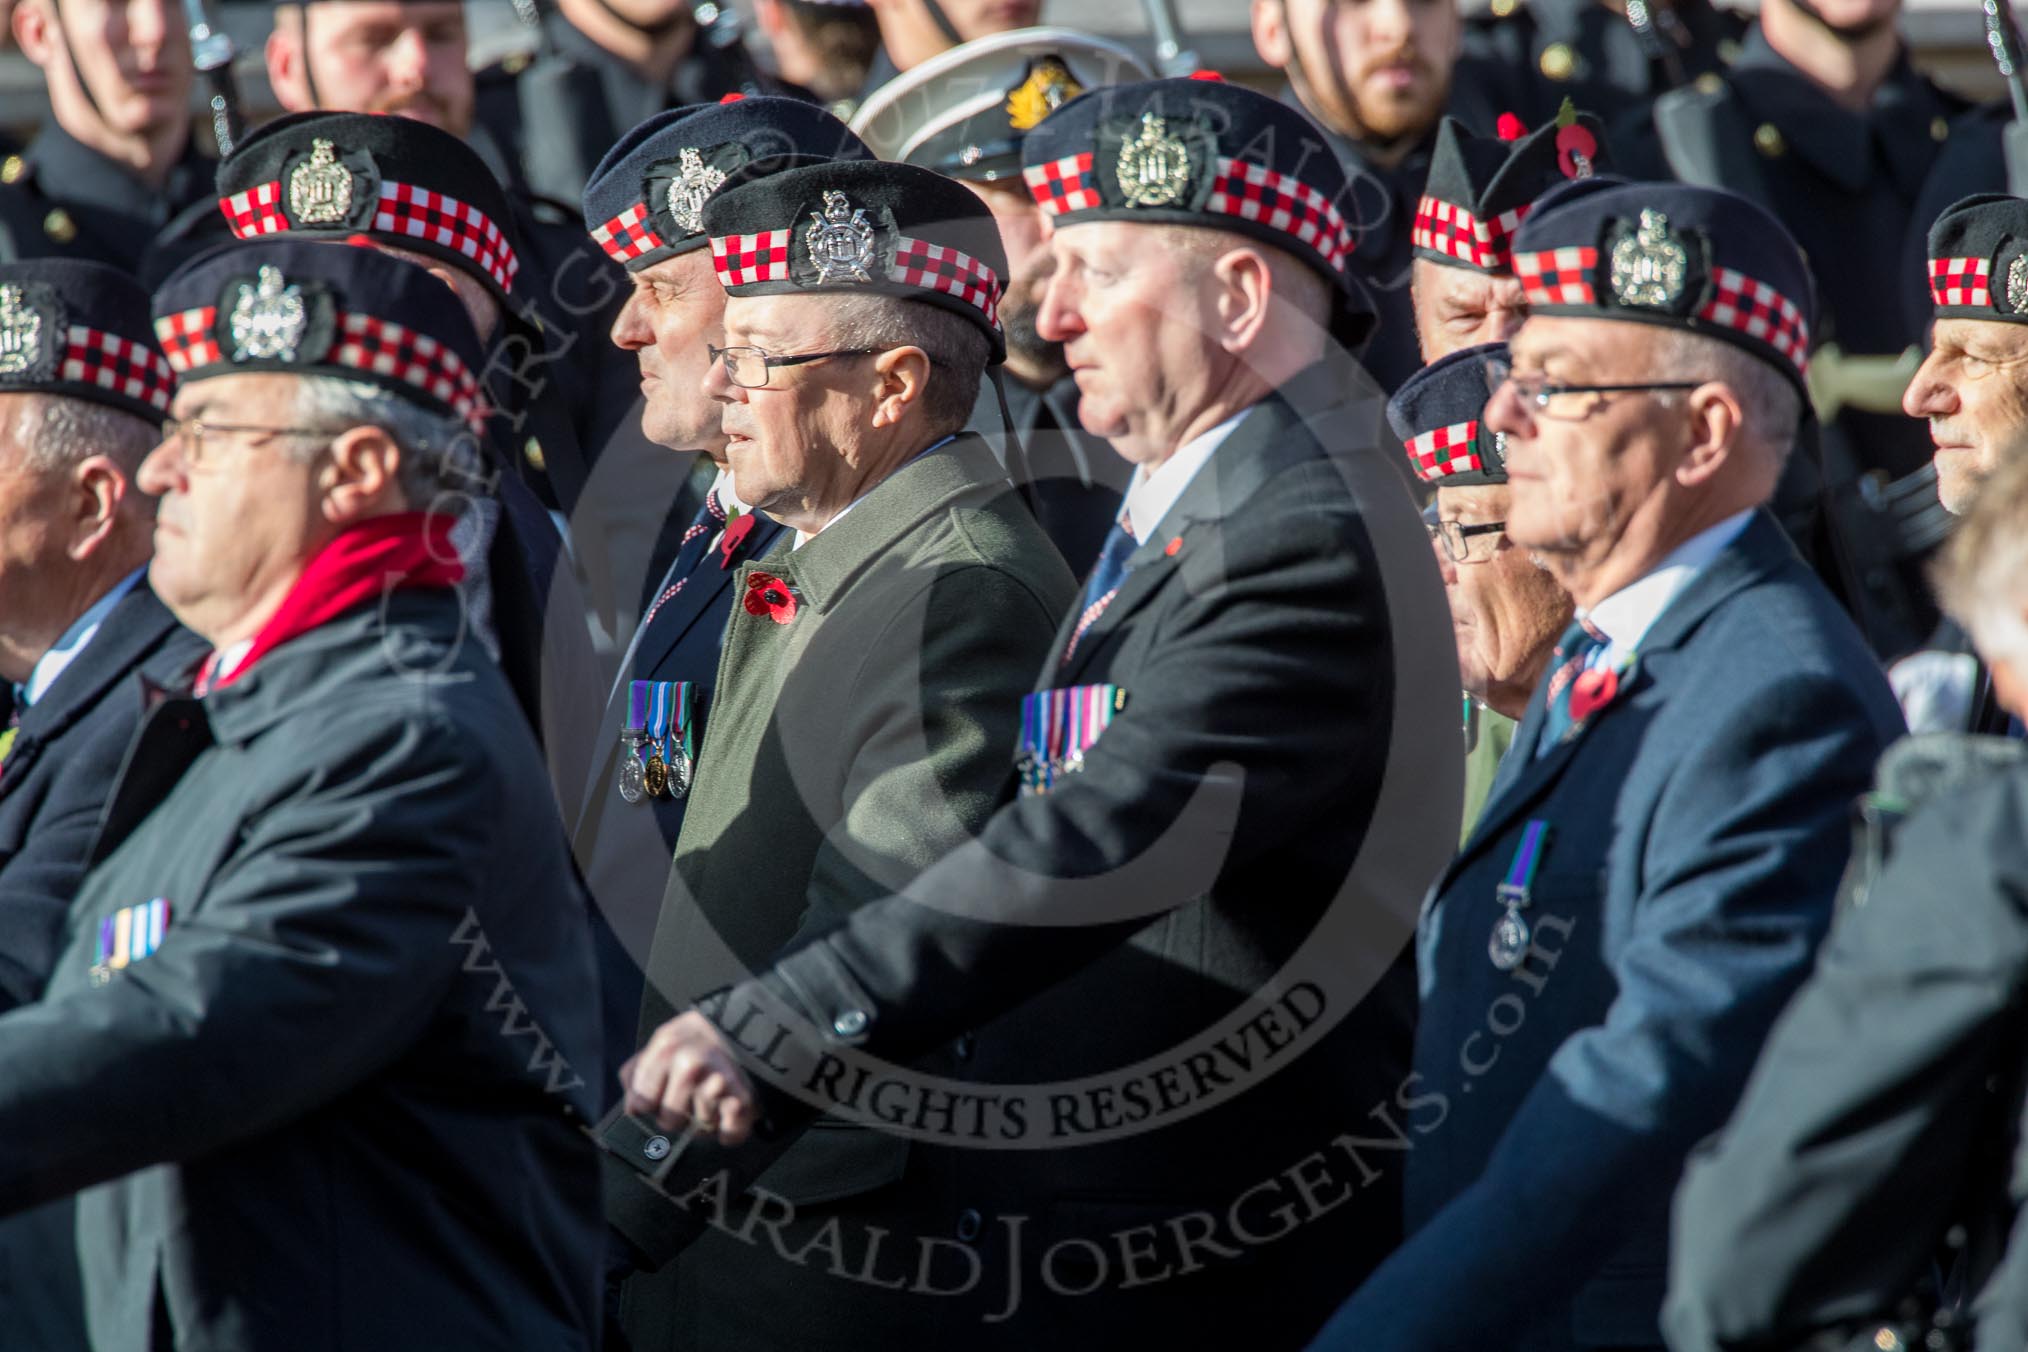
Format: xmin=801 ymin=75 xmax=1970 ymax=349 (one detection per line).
xmin=1063 ymin=515 xmax=1138 ymax=666
xmin=1536 ymin=616 xmax=1611 ymax=756
xmin=642 ymin=490 xmax=727 ymax=631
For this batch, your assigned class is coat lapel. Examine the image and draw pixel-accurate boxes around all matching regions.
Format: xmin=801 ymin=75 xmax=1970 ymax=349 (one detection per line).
xmin=1049 ymin=375 xmax=1341 ymax=685
xmin=1 ymin=584 xmax=180 ymax=804
xmin=1436 ymin=510 xmax=1799 ymax=896
xmin=630 ymin=515 xmax=786 ymax=683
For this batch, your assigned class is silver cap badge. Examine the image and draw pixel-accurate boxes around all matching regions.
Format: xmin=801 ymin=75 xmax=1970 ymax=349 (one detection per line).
xmin=2007 ymin=254 xmax=2028 ymax=315
xmin=1608 ymin=209 xmax=1689 ymax=310
xmin=805 ymin=190 xmax=876 ymax=285
xmin=0 ymin=285 xmax=43 ymax=376
xmin=1116 ymin=111 xmax=1190 ymax=209
xmin=288 ymin=138 xmax=354 ymax=225
xmin=229 ymin=266 xmax=309 ymax=363
xmin=666 ymin=147 xmax=727 ymax=235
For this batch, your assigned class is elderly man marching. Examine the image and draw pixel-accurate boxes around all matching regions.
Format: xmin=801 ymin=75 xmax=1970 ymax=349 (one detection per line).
xmin=602 ymin=76 xmax=1459 ymax=1349
xmin=599 ymin=156 xmax=1076 ymax=1350
xmin=1313 ymin=181 xmax=1904 ymax=1350
xmin=0 ymin=239 xmax=604 ymax=1351
xmin=1892 ymin=195 xmax=2028 ymax=734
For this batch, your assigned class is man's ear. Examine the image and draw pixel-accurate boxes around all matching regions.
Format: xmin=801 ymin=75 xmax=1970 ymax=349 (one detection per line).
xmin=66 ymin=455 xmax=127 ymax=562
xmin=867 ymin=345 xmax=933 ymax=429
xmin=319 ymin=425 xmax=404 ymax=521
xmin=265 ymin=13 xmax=311 ymax=115
xmin=1674 ymin=381 xmax=1747 ymax=489
xmin=14 ymin=0 xmax=54 ymax=72
xmin=1251 ymin=0 xmax=1293 ymax=71
xmin=1209 ymin=247 xmax=1275 ymax=355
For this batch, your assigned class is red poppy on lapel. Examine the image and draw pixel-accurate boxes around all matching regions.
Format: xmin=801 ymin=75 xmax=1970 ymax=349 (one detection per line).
xmin=719 ymin=512 xmax=756 ymax=568
xmin=1567 ymin=666 xmax=1618 ymax=724
xmin=744 ymin=572 xmax=798 ymax=624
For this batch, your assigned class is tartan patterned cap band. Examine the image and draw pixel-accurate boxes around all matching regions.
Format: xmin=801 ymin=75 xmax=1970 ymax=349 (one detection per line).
xmin=219 ymin=178 xmax=521 ymax=297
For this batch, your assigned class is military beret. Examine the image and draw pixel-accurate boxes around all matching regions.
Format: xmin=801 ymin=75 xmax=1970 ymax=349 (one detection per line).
xmin=1019 ymin=75 xmax=1373 ymax=343
xmin=582 ymin=98 xmax=870 ymax=271
xmin=1508 ymin=177 xmax=1815 ymax=392
xmin=850 ymin=27 xmax=1150 ymax=182
xmin=701 ymin=158 xmax=1007 ymax=361
xmin=1388 ymin=342 xmax=1508 ymax=486
xmin=0 ymin=259 xmax=174 ymax=425
xmin=1413 ymin=106 xmax=1608 ymax=274
xmin=153 ymin=239 xmax=487 ymax=432
xmin=1927 ymin=194 xmax=2028 ymax=323
xmin=216 ymin=112 xmax=524 ymax=306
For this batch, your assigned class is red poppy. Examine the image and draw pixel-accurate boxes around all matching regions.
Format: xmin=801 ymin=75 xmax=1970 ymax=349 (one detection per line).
xmin=744 ymin=571 xmax=798 ymax=624
xmin=1567 ymin=667 xmax=1618 ymax=724
xmin=1496 ymin=112 xmax=1527 ymax=142
xmin=719 ymin=512 xmax=755 ymax=568
xmin=1556 ymin=123 xmax=1599 ymax=178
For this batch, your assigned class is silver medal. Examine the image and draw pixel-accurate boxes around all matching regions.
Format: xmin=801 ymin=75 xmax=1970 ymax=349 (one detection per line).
xmin=667 ymin=744 xmax=692 ymax=799
xmin=1488 ymin=907 xmax=1532 ymax=971
xmin=617 ymin=740 xmax=647 ymax=804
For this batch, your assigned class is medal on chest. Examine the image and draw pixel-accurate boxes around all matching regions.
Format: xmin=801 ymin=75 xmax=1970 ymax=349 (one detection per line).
xmin=621 ymin=679 xmax=699 ymax=803
xmin=1490 ymin=819 xmax=1552 ymax=971
xmin=1016 ymin=683 xmax=1127 ymax=796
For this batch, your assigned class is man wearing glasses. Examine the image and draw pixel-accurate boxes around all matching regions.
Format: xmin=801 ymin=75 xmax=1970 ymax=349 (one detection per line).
xmin=1313 ymin=182 xmax=1903 ymax=1350
xmin=1389 ymin=342 xmax=1573 ymax=841
xmin=597 ymin=157 xmax=1073 ymax=1350
xmin=0 ymin=239 xmax=604 ymax=1349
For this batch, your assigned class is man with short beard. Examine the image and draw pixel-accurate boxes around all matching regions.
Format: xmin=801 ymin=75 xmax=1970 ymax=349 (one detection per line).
xmin=0 ymin=0 xmax=210 ymax=274
xmin=850 ymin=27 xmax=1152 ymax=575
xmin=1252 ymin=0 xmax=1502 ymax=391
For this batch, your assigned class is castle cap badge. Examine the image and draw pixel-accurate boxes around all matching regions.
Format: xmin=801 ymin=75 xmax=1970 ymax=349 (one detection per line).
xmin=0 ymin=284 xmax=44 ymax=376
xmin=1115 ymin=111 xmax=1191 ymax=209
xmin=805 ymin=190 xmax=877 ymax=285
xmin=288 ymin=138 xmax=355 ymax=226
xmin=229 ymin=266 xmax=309 ymax=362
xmin=1608 ymin=209 xmax=1689 ymax=310
xmin=665 ymin=147 xmax=727 ymax=236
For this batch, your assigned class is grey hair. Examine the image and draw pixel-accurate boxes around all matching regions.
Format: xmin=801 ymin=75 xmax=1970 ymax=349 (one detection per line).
xmin=823 ymin=293 xmax=990 ymax=437
xmin=14 ymin=393 xmax=160 ymax=476
xmin=1647 ymin=328 xmax=1804 ymax=468
xmin=1934 ymin=449 xmax=2028 ymax=670
xmin=287 ymin=376 xmax=492 ymax=511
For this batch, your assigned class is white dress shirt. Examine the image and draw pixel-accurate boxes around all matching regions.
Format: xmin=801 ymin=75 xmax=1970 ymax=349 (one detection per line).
xmin=1119 ymin=409 xmax=1251 ymax=543
xmin=1581 ymin=509 xmax=1753 ymax=666
xmin=19 ymin=566 xmax=145 ymax=707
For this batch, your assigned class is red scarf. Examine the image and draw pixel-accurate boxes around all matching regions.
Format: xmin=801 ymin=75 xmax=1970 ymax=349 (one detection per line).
xmin=199 ymin=512 xmax=464 ymax=694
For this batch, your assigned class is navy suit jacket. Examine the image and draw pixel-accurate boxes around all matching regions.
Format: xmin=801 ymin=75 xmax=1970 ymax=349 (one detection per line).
xmin=568 ymin=508 xmax=787 ymax=1093
xmin=0 ymin=582 xmax=203 ymax=1011
xmin=1311 ymin=511 xmax=1904 ymax=1351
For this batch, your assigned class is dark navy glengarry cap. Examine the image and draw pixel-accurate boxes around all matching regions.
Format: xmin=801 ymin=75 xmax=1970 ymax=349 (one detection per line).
xmin=849 ymin=27 xmax=1150 ymax=182
xmin=153 ymin=239 xmax=488 ymax=431
xmin=701 ymin=158 xmax=1008 ymax=362
xmin=0 ymin=259 xmax=174 ymax=425
xmin=1508 ymin=178 xmax=1815 ymax=392
xmin=1019 ymin=74 xmax=1372 ymax=343
xmin=1388 ymin=342 xmax=1508 ymax=486
xmin=583 ymin=97 xmax=871 ymax=271
xmin=216 ymin=111 xmax=525 ymax=305
xmin=1414 ymin=105 xmax=1609 ymax=274
xmin=1927 ymin=194 xmax=2028 ymax=324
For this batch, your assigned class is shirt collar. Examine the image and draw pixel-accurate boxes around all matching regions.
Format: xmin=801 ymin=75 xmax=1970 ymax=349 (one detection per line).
xmin=18 ymin=567 xmax=144 ymax=708
xmin=1121 ymin=411 xmax=1250 ymax=543
xmin=1581 ymin=510 xmax=1753 ymax=656
xmin=711 ymin=465 xmax=751 ymax=518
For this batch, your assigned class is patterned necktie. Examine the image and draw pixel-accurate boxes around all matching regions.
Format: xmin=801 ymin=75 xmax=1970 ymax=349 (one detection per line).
xmin=1062 ymin=515 xmax=1138 ymax=666
xmin=0 ymin=701 xmax=17 ymax=784
xmin=641 ymin=489 xmax=728 ymax=630
xmin=1536 ymin=616 xmax=1611 ymax=756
